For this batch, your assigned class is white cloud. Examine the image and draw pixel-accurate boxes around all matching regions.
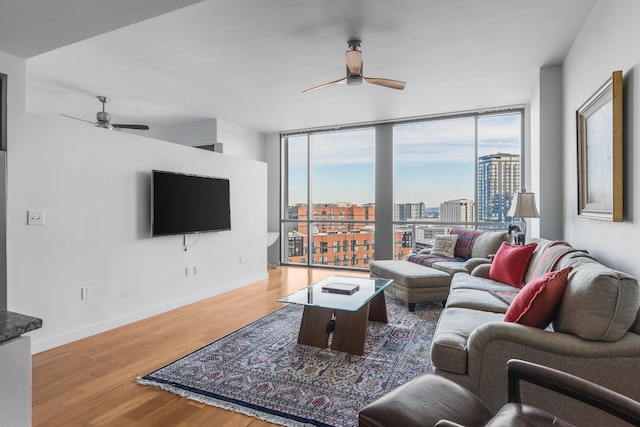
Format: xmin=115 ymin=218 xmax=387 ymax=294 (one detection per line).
xmin=285 ymin=113 xmax=521 ymax=167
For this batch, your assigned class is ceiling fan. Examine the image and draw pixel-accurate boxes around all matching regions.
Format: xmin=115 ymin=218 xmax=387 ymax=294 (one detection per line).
xmin=61 ymin=96 xmax=150 ymax=130
xmin=303 ymin=40 xmax=406 ymax=93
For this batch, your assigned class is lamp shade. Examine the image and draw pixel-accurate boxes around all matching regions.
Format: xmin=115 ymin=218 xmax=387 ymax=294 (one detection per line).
xmin=508 ymin=192 xmax=539 ymax=218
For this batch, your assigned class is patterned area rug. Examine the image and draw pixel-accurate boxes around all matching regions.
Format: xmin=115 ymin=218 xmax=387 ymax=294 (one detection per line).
xmin=137 ymin=294 xmax=442 ymax=427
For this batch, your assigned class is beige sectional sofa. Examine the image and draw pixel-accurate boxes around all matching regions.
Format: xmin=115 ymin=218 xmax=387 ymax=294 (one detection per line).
xmin=431 ymin=237 xmax=640 ymax=426
xmin=369 ymin=228 xmax=509 ymax=311
xmin=406 ymin=227 xmax=509 ymax=276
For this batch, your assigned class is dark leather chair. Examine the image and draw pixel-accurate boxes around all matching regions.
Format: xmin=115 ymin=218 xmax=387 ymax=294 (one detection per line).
xmin=359 ymin=359 xmax=640 ymax=427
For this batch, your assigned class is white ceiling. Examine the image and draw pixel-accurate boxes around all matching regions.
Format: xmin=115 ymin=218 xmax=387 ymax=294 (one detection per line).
xmin=2 ymin=0 xmax=596 ymax=134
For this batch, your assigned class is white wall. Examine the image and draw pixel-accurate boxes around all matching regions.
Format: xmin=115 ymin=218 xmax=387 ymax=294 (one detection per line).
xmin=217 ymin=119 xmax=265 ymax=161
xmin=138 ymin=117 xmax=266 ymax=160
xmin=142 ymin=118 xmax=218 ymax=147
xmin=1 ymin=49 xmax=269 ymax=353
xmin=562 ymin=0 xmax=640 ymax=278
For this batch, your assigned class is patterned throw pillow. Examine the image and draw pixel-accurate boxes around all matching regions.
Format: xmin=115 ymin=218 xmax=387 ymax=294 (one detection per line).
xmin=430 ymin=234 xmax=459 ymax=258
xmin=488 ymin=242 xmax=537 ymax=288
xmin=504 ymin=267 xmax=572 ymax=328
xmin=451 ymin=227 xmax=483 ymax=260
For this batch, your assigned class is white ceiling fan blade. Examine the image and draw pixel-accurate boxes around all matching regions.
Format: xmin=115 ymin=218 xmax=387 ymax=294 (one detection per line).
xmin=302 ymin=77 xmax=347 ymax=93
xmin=363 ymin=77 xmax=406 ymax=90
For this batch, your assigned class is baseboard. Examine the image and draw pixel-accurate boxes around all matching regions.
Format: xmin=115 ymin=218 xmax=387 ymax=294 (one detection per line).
xmin=30 ymin=273 xmax=268 ymax=354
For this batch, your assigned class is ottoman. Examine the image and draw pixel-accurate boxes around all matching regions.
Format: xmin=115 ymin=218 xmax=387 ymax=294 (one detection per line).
xmin=369 ymin=260 xmax=451 ymax=311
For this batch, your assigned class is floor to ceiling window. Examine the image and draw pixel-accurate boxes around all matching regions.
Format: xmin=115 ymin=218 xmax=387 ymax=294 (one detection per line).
xmin=281 ymin=108 xmax=523 ymax=269
xmin=282 ymin=128 xmax=376 ymax=268
xmin=394 ymin=111 xmax=522 ymax=255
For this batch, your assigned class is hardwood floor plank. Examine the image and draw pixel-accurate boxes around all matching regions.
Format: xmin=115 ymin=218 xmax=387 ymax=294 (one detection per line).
xmin=32 ymin=266 xmax=366 ymax=427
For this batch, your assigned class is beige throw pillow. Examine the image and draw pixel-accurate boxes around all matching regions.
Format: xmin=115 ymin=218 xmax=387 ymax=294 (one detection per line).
xmin=430 ymin=234 xmax=459 ymax=258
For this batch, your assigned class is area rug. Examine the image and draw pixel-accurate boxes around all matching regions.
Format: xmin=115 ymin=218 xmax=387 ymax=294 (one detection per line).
xmin=137 ymin=294 xmax=442 ymax=426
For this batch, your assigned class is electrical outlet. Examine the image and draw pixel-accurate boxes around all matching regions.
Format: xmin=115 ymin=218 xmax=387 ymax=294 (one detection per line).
xmin=185 ymin=266 xmax=192 ymax=277
xmin=81 ymin=287 xmax=90 ymax=300
xmin=193 ymin=265 xmax=199 ymax=275
xmin=27 ymin=210 xmax=46 ymax=225
xmin=239 ymin=256 xmax=242 ymax=264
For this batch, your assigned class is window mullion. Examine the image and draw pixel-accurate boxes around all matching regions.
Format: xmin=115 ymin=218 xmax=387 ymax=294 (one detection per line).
xmin=306 ymin=133 xmax=312 ymax=267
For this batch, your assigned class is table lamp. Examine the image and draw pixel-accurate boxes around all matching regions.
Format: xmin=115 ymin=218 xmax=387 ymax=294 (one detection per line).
xmin=507 ymin=190 xmax=539 ymax=243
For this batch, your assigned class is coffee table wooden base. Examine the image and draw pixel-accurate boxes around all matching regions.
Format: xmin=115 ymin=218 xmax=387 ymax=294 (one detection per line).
xmin=297 ymin=291 xmax=388 ymax=356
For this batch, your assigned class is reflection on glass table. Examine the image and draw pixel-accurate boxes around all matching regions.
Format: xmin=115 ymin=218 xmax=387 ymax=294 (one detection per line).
xmin=278 ymin=276 xmax=393 ymax=355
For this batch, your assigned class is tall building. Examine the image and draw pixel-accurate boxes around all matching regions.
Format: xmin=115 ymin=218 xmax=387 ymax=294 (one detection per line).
xmin=478 ymin=153 xmax=520 ymax=222
xmin=440 ymin=199 xmax=475 ymax=222
xmin=394 ymin=202 xmax=425 ymax=221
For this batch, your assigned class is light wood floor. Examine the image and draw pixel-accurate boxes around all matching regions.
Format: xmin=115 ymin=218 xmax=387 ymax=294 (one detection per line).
xmin=32 ymin=266 xmax=367 ymax=427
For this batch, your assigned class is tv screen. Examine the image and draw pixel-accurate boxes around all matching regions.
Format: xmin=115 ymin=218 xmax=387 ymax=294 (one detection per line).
xmin=152 ymin=170 xmax=231 ymax=236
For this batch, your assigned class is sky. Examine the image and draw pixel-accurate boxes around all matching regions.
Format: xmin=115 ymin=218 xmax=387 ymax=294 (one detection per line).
xmin=287 ymin=112 xmax=521 ymax=207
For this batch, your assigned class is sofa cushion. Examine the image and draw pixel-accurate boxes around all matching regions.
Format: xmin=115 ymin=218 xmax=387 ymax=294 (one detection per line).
xmin=431 ymin=234 xmax=458 ymax=258
xmin=471 ymin=230 xmax=509 ymax=258
xmin=447 ymin=272 xmax=519 ymax=313
xmin=446 ymin=288 xmax=511 ymax=314
xmin=504 ymin=267 xmax=571 ymax=328
xmin=431 ymin=261 xmax=469 ymax=276
xmin=431 ymin=307 xmax=504 ymax=374
xmin=488 ymin=242 xmax=537 ymax=288
xmin=407 ymin=253 xmax=463 ymax=267
xmin=554 ymin=255 xmax=640 ymax=341
xmin=451 ymin=227 xmax=483 ymax=260
xmin=450 ymin=272 xmax=519 ymax=293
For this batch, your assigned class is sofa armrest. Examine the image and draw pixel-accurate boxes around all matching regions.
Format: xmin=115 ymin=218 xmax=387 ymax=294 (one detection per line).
xmin=470 ymin=263 xmax=491 ymax=278
xmin=468 ymin=321 xmax=640 ymax=361
xmin=464 ymin=258 xmax=491 ymax=274
xmin=463 ymin=321 xmax=640 ymax=417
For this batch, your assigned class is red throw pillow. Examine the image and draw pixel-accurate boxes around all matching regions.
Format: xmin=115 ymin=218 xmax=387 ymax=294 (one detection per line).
xmin=504 ymin=267 xmax=572 ymax=328
xmin=488 ymin=242 xmax=537 ymax=288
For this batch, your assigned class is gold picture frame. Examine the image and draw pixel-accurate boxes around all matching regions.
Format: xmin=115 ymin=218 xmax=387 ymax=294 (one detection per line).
xmin=576 ymin=70 xmax=623 ymax=221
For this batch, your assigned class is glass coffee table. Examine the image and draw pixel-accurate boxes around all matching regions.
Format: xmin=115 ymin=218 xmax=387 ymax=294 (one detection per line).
xmin=278 ymin=275 xmax=393 ymax=355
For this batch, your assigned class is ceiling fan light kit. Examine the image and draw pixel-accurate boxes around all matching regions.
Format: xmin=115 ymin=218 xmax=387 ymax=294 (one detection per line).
xmin=304 ymin=39 xmax=405 ymax=92
xmin=347 ymin=76 xmax=363 ymax=86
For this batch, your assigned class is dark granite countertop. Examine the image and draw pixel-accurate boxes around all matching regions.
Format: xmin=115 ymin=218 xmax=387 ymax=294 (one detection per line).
xmin=0 ymin=310 xmax=42 ymax=343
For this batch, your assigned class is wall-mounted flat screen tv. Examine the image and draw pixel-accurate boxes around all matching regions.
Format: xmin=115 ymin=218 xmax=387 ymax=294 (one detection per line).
xmin=152 ymin=170 xmax=231 ymax=236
